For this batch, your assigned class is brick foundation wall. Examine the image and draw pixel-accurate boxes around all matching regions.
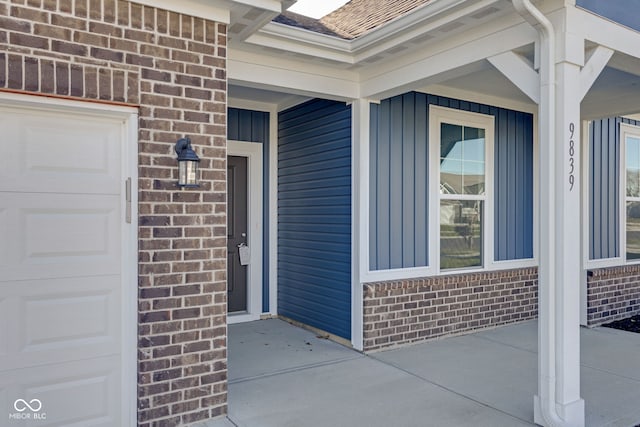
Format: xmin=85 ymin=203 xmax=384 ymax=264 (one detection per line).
xmin=363 ymin=268 xmax=538 ymax=351
xmin=1 ymin=1 xmax=228 ymax=425
xmin=587 ymin=265 xmax=640 ymax=326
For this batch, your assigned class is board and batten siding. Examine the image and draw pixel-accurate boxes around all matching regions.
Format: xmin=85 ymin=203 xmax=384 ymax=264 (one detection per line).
xmin=589 ymin=117 xmax=640 ymax=260
xmin=228 ymin=108 xmax=270 ymax=311
xmin=369 ymin=92 xmax=534 ymax=270
xmin=277 ymin=99 xmax=352 ymax=339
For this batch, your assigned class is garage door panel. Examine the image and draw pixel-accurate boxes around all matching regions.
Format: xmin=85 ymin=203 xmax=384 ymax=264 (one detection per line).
xmin=0 ymin=276 xmax=121 ymax=371
xmin=24 ymin=291 xmax=113 ymax=351
xmin=0 ymin=107 xmax=122 ymax=195
xmin=0 ymin=97 xmax=132 ymax=426
xmin=0 ymin=194 xmax=120 ymax=282
xmin=24 ymin=208 xmax=113 ymax=259
xmin=1 ymin=356 xmax=121 ymax=427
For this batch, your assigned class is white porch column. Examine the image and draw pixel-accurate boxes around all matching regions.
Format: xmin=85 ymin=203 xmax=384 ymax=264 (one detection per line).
xmin=552 ymin=58 xmax=586 ymax=424
xmin=351 ymin=98 xmax=371 ymax=351
xmin=534 ymin=26 xmax=586 ymax=423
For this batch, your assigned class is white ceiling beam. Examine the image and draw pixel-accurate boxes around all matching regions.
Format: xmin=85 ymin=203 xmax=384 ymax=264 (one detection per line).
xmin=579 ymin=46 xmax=614 ymax=101
xmin=488 ymin=51 xmax=540 ymax=104
xmin=361 ymin=22 xmax=537 ymax=99
xmin=576 ymin=7 xmax=640 ymax=60
xmin=228 ymin=58 xmax=359 ymax=101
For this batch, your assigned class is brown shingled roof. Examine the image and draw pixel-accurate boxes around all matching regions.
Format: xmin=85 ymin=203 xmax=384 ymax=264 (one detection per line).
xmin=320 ymin=0 xmax=432 ymax=39
xmin=274 ymin=0 xmax=433 ymax=40
xmin=273 ymin=11 xmax=344 ymax=38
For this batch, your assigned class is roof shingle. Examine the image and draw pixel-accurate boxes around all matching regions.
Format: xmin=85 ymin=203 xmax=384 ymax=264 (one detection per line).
xmin=320 ymin=0 xmax=432 ymax=39
xmin=274 ymin=0 xmax=432 ymax=40
xmin=273 ymin=11 xmax=344 ymax=38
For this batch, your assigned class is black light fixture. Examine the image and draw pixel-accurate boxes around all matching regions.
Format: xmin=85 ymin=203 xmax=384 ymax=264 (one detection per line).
xmin=175 ymin=137 xmax=200 ymax=188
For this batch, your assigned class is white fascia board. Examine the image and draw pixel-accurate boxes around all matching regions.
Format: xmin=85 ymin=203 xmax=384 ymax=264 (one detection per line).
xmin=260 ymin=22 xmax=352 ymax=53
xmin=246 ymin=28 xmax=354 ymax=64
xmin=228 ymin=55 xmax=359 ymax=100
xmin=361 ymin=21 xmax=537 ymax=99
xmin=231 ymin=0 xmax=284 ymax=13
xmin=130 ymin=0 xmax=230 ymax=23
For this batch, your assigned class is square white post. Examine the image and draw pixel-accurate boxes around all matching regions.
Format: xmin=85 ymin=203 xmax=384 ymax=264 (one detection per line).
xmin=351 ymin=98 xmax=371 ymax=351
xmin=553 ymin=59 xmax=585 ymax=423
xmin=535 ymin=54 xmax=585 ymax=425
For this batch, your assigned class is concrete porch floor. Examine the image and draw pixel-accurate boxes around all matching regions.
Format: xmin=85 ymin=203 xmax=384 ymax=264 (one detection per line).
xmin=219 ymin=319 xmax=640 ymax=427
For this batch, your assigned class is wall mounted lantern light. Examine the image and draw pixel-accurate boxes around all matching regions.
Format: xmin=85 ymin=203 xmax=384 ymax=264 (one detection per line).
xmin=175 ymin=137 xmax=200 ymax=188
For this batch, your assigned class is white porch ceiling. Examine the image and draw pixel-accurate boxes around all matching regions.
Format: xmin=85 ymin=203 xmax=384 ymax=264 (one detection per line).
xmin=227 ymin=0 xmax=640 ymax=119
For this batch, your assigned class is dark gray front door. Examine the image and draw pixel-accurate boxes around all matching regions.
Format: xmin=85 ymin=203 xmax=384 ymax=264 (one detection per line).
xmin=227 ymin=155 xmax=248 ymax=313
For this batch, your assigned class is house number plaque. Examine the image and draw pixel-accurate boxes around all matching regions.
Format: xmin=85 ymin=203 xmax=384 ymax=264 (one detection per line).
xmin=568 ymin=122 xmax=576 ymax=191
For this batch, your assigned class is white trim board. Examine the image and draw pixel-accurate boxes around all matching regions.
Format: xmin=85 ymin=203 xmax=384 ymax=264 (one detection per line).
xmin=429 ymin=105 xmax=495 ymax=275
xmin=268 ymin=106 xmax=278 ymax=317
xmin=619 ymin=122 xmax=640 ymax=267
xmin=227 ymin=140 xmax=264 ymax=324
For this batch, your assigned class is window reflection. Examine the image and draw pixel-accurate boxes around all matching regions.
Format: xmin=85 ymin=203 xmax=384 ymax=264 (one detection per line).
xmin=440 ymin=200 xmax=483 ymax=269
xmin=627 ymin=136 xmax=640 ymax=198
xmin=627 ymin=202 xmax=640 ymax=260
xmin=440 ymin=123 xmax=485 ymax=195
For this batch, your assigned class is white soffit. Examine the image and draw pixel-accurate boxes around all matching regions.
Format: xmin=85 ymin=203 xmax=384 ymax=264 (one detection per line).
xmin=129 ymin=0 xmax=290 ymax=30
xmin=229 ymin=1 xmax=292 ymax=41
xmin=130 ymin=0 xmax=231 ymax=22
xmin=243 ymin=0 xmax=512 ymax=66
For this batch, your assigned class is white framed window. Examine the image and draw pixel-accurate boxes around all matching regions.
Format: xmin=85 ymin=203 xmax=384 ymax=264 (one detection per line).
xmin=621 ymin=123 xmax=640 ymax=262
xmin=429 ymin=106 xmax=494 ymax=273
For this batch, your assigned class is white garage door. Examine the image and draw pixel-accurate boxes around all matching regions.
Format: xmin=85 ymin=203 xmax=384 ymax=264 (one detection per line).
xmin=0 ymin=95 xmax=136 ymax=426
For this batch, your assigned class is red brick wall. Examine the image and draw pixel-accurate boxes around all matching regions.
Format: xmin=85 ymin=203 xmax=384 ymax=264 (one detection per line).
xmin=363 ymin=268 xmax=538 ymax=351
xmin=0 ymin=0 xmax=228 ymax=425
xmin=587 ymin=265 xmax=640 ymax=326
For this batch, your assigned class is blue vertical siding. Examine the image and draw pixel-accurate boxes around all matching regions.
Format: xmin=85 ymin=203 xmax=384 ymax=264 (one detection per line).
xmin=369 ymin=92 xmax=534 ymax=270
xmin=577 ymin=0 xmax=640 ymax=33
xmin=589 ymin=117 xmax=640 ymax=259
xmin=278 ymin=99 xmax=352 ymax=339
xmin=369 ymin=93 xmax=429 ymax=270
xmin=227 ymin=108 xmax=270 ymax=312
xmin=494 ymin=106 xmax=534 ymax=261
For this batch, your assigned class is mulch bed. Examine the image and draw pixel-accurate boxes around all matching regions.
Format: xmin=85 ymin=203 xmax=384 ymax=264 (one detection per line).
xmin=602 ymin=314 xmax=640 ymax=334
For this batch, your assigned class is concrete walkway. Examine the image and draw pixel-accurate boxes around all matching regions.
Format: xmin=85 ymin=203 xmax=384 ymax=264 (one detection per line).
xmin=220 ymin=319 xmax=640 ymax=427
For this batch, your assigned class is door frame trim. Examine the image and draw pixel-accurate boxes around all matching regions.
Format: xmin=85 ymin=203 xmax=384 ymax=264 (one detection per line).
xmin=227 ymin=140 xmax=263 ymax=324
xmin=0 ymin=91 xmax=139 ymax=426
